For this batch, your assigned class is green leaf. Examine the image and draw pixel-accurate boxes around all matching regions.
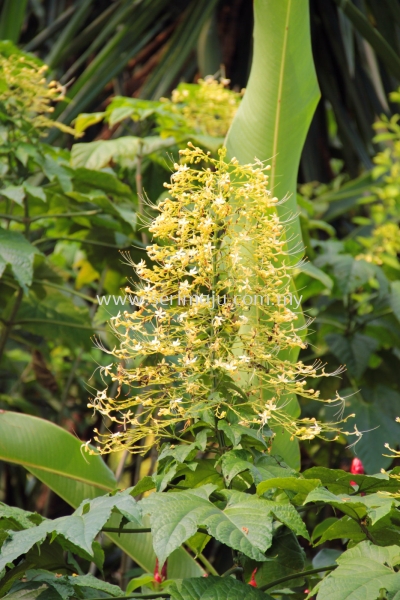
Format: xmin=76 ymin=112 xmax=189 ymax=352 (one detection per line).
xmin=0 ymin=412 xmax=116 ymax=506
xmin=296 ymin=261 xmax=333 ymax=290
xmin=70 ymin=573 xmax=124 ymax=596
xmin=226 ymin=0 xmax=319 ymax=249
xmin=142 ymin=485 xmax=309 ymax=565
xmin=316 ymin=541 xmax=400 ymax=600
xmin=217 ymin=421 xmax=269 ymax=449
xmin=72 ymin=168 xmax=133 ymax=197
xmin=71 ymin=137 xmax=140 ymax=170
xmin=169 ymin=575 xmax=272 ymax=600
xmin=0 ymin=0 xmax=28 ymax=43
xmin=312 ymin=548 xmax=342 ymax=569
xmin=15 ymin=289 xmax=92 ymax=349
xmin=248 ymin=529 xmax=306 ymax=591
xmin=342 ymin=386 xmax=400 ymax=473
xmin=18 ymin=571 xmax=75 ymax=600
xmin=257 ymin=477 xmax=321 ymax=503
xmin=303 ymin=466 xmax=400 ymax=495
xmin=313 ymin=516 xmax=365 ymax=546
xmin=332 ymin=255 xmax=374 ymax=295
xmin=3 ymin=588 xmax=46 ymax=599
xmin=304 ymin=487 xmax=398 ymax=525
xmin=142 ymin=485 xmax=273 ymax=564
xmin=23 ymin=184 xmax=46 ymax=203
xmin=220 ymin=451 xmax=295 ymax=487
xmin=0 ymin=493 xmax=141 ymax=571
xmin=0 ymin=504 xmax=43 ymax=531
xmin=325 ymin=333 xmax=378 ymax=379
xmin=73 ymin=112 xmax=105 ymax=135
xmin=104 ymin=97 xmax=163 ymax=125
xmin=0 ymin=229 xmax=41 ymax=293
xmin=0 ymin=413 xmax=203 ymax=578
xmin=126 ymin=573 xmax=154 ymax=594
xmin=0 ymin=186 xmax=25 ymax=206
xmin=179 ymin=460 xmax=224 ymax=490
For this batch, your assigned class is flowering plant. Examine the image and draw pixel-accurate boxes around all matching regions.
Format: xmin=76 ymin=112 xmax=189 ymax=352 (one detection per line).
xmin=90 ymin=145 xmax=356 ymax=455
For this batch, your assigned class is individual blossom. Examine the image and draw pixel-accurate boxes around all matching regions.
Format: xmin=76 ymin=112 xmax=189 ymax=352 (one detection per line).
xmin=89 ymin=145 xmax=358 ymax=454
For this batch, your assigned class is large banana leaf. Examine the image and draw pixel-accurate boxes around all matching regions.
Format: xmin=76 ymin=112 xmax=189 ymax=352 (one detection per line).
xmin=226 ymin=0 xmax=319 ymax=249
xmin=226 ymin=0 xmax=319 ymax=468
xmin=0 ymin=411 xmax=202 ymax=577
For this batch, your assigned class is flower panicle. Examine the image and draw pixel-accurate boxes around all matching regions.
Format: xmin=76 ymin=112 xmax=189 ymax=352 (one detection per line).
xmin=89 ymin=145 xmax=356 ymax=455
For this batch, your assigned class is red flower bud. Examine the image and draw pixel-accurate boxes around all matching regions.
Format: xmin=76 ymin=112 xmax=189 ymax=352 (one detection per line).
xmin=350 ymin=458 xmax=364 ymax=475
xmin=249 ymin=568 xmax=258 ymax=587
xmin=161 ymin=560 xmax=168 ymax=581
xmin=153 ymin=558 xmax=166 ymax=583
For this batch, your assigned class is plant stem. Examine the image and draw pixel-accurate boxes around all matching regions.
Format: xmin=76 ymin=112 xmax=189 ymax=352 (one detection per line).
xmin=102 ymin=527 xmax=152 ymax=534
xmin=259 ymin=564 xmax=337 ymax=591
xmin=33 ymin=236 xmax=133 ymax=249
xmin=31 ymin=279 xmax=97 ymax=303
xmin=85 ymin=594 xmax=169 ymax=600
xmin=222 ymin=565 xmax=243 ymax=577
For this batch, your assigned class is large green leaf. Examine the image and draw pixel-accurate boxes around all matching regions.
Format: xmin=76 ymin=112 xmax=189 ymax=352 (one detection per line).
xmin=304 ymin=487 xmax=398 ymax=525
xmin=226 ymin=0 xmax=319 ymax=247
xmin=141 ymin=484 xmax=308 ymax=565
xmin=0 ymin=491 xmax=141 ymax=570
xmin=316 ymin=541 xmax=400 ymax=600
xmin=0 ymin=412 xmax=203 ymax=578
xmin=0 ymin=412 xmax=116 ymax=499
xmin=302 ymin=466 xmax=400 ymax=495
xmin=225 ymin=0 xmax=318 ymax=469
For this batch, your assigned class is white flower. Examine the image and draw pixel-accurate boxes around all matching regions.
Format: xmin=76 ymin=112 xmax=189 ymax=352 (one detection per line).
xmin=189 ymin=267 xmax=198 ymax=275
xmin=179 ymin=280 xmax=191 ymax=293
xmin=239 ymin=355 xmax=251 ymax=363
xmin=223 ymin=361 xmax=237 ymax=372
xmin=239 ymin=315 xmax=248 ymax=324
xmin=183 ymin=355 xmax=197 ymax=365
xmin=133 ymin=342 xmax=143 ymax=351
xmin=214 ymin=195 xmax=225 ymax=206
xmin=150 ymin=337 xmax=160 ymax=346
xmin=172 ymin=339 xmax=181 ymax=347
xmin=155 ymin=308 xmax=166 ymax=319
xmin=213 ymin=316 xmax=224 ymax=327
xmin=230 ymin=251 xmax=241 ymax=264
xmin=258 ymin=411 xmax=270 ymax=425
xmin=239 ymin=278 xmax=251 ymax=292
xmin=203 ymin=242 xmax=215 ymax=253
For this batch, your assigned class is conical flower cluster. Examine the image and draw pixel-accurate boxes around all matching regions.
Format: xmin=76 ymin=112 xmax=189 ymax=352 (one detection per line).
xmin=0 ymin=54 xmax=75 ymax=137
xmin=90 ymin=146 xmax=355 ymax=454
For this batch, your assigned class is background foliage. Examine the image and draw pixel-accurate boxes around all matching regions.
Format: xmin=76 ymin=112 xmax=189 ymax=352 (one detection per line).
xmin=1 ymin=0 xmax=400 ymax=598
